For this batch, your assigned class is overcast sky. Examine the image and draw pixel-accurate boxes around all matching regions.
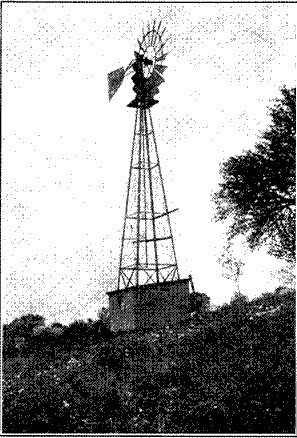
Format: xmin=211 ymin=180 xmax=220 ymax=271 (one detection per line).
xmin=2 ymin=2 xmax=296 ymax=325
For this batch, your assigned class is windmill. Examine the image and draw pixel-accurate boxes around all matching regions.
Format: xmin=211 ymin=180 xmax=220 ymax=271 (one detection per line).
xmin=106 ymin=21 xmax=190 ymax=332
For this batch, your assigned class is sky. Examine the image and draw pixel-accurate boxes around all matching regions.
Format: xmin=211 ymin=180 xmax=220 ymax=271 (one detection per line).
xmin=2 ymin=2 xmax=296 ymax=325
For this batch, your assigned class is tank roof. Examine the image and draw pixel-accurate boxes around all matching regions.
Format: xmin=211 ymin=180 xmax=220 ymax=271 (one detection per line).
xmin=106 ymin=277 xmax=190 ymax=296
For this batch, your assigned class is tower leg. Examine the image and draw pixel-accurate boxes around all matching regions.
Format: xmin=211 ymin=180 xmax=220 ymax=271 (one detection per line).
xmin=144 ymin=109 xmax=160 ymax=284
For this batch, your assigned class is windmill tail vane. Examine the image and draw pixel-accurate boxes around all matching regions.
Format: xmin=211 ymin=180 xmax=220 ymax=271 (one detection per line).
xmin=108 ymin=61 xmax=133 ymax=101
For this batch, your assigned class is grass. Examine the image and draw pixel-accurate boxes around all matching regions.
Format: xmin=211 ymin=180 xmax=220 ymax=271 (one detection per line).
xmin=2 ymin=289 xmax=295 ymax=433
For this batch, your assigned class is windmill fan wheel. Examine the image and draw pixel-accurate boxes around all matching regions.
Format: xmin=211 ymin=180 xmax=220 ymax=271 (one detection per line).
xmin=138 ymin=21 xmax=168 ymax=79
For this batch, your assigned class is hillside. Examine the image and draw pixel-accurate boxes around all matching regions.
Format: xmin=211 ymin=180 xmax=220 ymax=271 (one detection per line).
xmin=2 ymin=287 xmax=295 ymax=433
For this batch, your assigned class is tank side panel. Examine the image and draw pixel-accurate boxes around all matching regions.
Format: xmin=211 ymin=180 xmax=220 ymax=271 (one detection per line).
xmin=108 ymin=289 xmax=136 ymax=332
xmin=135 ymin=280 xmax=190 ymax=331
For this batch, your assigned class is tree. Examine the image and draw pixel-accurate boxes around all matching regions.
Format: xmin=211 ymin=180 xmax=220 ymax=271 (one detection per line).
xmin=213 ymin=86 xmax=295 ymax=262
xmin=62 ymin=320 xmax=89 ymax=352
xmin=3 ymin=314 xmax=45 ymax=358
xmin=189 ymin=292 xmax=210 ymax=314
xmin=217 ymin=242 xmax=245 ymax=298
xmin=7 ymin=314 xmax=45 ymax=338
xmin=270 ymin=261 xmax=296 ymax=290
xmin=229 ymin=293 xmax=249 ymax=317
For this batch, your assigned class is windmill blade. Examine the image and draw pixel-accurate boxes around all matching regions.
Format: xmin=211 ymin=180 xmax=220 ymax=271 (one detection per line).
xmin=158 ymin=39 xmax=169 ymax=54
xmin=108 ymin=67 xmax=125 ymax=100
xmin=156 ymin=52 xmax=168 ymax=63
xmin=145 ymin=23 xmax=151 ymax=47
xmin=150 ymin=20 xmax=156 ymax=45
xmin=137 ymin=38 xmax=144 ymax=52
xmin=146 ymin=70 xmax=165 ymax=91
xmin=156 ymin=21 xmax=162 ymax=34
xmin=152 ymin=20 xmax=161 ymax=46
xmin=154 ymin=64 xmax=167 ymax=75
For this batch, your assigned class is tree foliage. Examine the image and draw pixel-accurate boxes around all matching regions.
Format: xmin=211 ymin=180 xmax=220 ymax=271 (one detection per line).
xmin=189 ymin=291 xmax=210 ymax=314
xmin=8 ymin=314 xmax=45 ymax=337
xmin=3 ymin=314 xmax=45 ymax=357
xmin=214 ymin=86 xmax=296 ymax=262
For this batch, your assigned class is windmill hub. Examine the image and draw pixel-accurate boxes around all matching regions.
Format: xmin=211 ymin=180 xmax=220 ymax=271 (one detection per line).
xmin=142 ymin=47 xmax=156 ymax=78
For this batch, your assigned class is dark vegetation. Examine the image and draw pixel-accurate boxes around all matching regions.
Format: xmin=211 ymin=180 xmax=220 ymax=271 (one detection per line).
xmin=214 ymin=86 xmax=296 ymax=262
xmin=2 ymin=287 xmax=295 ymax=433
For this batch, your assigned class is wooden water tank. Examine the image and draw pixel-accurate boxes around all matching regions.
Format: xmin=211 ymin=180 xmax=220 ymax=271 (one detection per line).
xmin=107 ymin=278 xmax=190 ymax=332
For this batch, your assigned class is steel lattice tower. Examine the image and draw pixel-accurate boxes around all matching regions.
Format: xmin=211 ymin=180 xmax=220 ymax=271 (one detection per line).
xmin=108 ymin=21 xmax=180 ymax=290
xmin=118 ymin=107 xmax=179 ymax=289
